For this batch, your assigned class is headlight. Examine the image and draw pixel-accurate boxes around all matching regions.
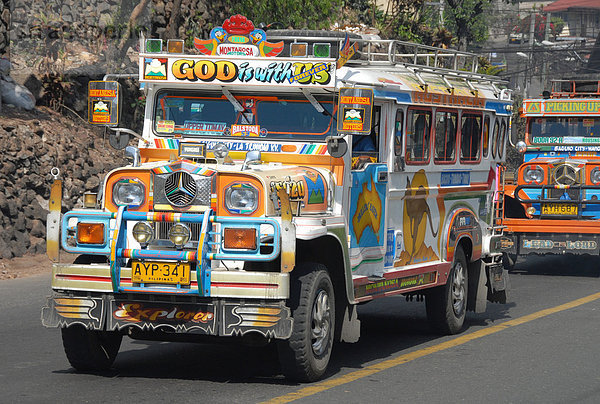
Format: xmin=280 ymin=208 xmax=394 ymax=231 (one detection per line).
xmin=225 ymin=183 xmax=258 ymax=214
xmin=132 ymin=222 xmax=153 ymax=245
xmin=591 ymin=167 xmax=600 ymax=185
xmin=523 ymin=165 xmax=544 ymax=184
xmin=168 ymin=223 xmax=191 ymax=248
xmin=113 ymin=179 xmax=145 ymax=207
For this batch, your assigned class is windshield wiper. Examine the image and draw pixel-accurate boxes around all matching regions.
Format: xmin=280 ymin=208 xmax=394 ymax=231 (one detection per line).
xmin=222 ymin=87 xmax=244 ymax=112
xmin=301 ymin=88 xmax=336 ymax=121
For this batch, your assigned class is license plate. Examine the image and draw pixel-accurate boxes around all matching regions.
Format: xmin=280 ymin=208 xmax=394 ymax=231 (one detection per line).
xmin=541 ymin=203 xmax=578 ymax=215
xmin=131 ymin=261 xmax=191 ymax=285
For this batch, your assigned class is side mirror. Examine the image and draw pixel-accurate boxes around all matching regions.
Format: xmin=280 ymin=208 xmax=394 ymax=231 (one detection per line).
xmin=242 ymin=150 xmax=261 ymax=171
xmin=109 ymin=129 xmax=130 ymax=149
xmin=326 ymin=136 xmax=348 ymax=158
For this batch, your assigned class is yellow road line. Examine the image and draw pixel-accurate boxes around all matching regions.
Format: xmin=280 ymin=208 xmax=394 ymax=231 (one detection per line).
xmin=264 ymin=291 xmax=600 ymax=404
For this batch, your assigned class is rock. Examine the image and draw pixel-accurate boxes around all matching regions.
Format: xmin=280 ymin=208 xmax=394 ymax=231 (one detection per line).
xmin=0 ymin=77 xmax=36 ymax=110
xmin=30 ymin=219 xmax=45 ymax=238
xmin=0 ymin=238 xmax=13 ymax=259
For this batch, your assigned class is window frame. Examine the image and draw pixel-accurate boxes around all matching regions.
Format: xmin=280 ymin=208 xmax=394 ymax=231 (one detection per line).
xmin=491 ymin=118 xmax=500 ymax=159
xmin=394 ymin=108 xmax=404 ymax=156
xmin=405 ymin=107 xmax=432 ymax=165
xmin=433 ymin=108 xmax=458 ymax=165
xmin=498 ymin=119 xmax=507 ymax=159
xmin=482 ymin=115 xmax=491 ymax=158
xmin=459 ymin=111 xmax=483 ymax=164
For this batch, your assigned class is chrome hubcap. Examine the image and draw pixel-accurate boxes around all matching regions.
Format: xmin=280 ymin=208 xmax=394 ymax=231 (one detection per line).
xmin=311 ymin=289 xmax=331 ymax=356
xmin=452 ymin=262 xmax=466 ymax=316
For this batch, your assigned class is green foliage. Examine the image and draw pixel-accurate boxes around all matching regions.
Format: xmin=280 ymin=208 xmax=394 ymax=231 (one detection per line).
xmin=477 ymin=56 xmax=505 ymax=76
xmin=444 ymin=0 xmax=492 ymax=49
xmin=227 ymin=0 xmax=342 ymax=29
xmin=374 ymin=0 xmax=429 ymax=43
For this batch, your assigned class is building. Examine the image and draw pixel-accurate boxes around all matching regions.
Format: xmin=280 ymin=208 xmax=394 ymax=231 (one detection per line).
xmin=544 ymin=0 xmax=600 ymax=40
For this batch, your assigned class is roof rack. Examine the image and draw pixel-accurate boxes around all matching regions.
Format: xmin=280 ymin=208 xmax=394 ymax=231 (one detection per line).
xmin=347 ymin=38 xmax=507 ymax=86
xmin=550 ymin=79 xmax=600 ymax=98
xmin=268 ymin=34 xmax=507 ymax=86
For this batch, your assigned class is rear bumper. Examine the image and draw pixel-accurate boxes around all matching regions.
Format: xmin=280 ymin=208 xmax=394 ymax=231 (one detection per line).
xmin=41 ymin=292 xmax=293 ymax=340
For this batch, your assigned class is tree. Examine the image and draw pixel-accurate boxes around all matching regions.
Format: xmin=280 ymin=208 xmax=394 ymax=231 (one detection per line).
xmin=227 ymin=0 xmax=342 ymax=30
xmin=444 ymin=0 xmax=492 ymax=50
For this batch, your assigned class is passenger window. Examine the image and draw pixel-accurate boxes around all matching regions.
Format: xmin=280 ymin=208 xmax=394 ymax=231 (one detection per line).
xmin=394 ymin=109 xmax=404 ymax=156
xmin=460 ymin=114 xmax=482 ymax=162
xmin=498 ymin=120 xmax=507 ymax=158
xmin=434 ymin=111 xmax=457 ymax=163
xmin=482 ymin=116 xmax=490 ymax=157
xmin=406 ymin=109 xmax=431 ymax=163
xmin=491 ymin=120 xmax=500 ymax=159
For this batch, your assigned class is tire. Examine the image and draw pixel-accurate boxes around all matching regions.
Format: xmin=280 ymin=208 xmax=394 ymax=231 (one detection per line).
xmin=61 ymin=325 xmax=122 ymax=371
xmin=277 ymin=263 xmax=335 ymax=382
xmin=426 ymin=247 xmax=468 ymax=334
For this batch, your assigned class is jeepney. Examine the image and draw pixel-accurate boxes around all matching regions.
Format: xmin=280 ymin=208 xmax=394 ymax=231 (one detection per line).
xmin=501 ymin=79 xmax=600 ymax=266
xmin=42 ymin=15 xmax=510 ymax=381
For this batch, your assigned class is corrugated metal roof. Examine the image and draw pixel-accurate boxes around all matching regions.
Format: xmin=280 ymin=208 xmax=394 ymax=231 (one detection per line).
xmin=545 ymin=0 xmax=600 ymax=12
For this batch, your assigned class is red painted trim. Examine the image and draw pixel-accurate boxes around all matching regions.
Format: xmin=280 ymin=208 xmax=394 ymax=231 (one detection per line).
xmin=211 ymin=282 xmax=279 ymax=289
xmin=353 ymin=261 xmax=450 ymax=287
xmin=353 ymin=263 xmax=451 ymax=303
xmin=56 ymin=274 xmax=131 ymax=282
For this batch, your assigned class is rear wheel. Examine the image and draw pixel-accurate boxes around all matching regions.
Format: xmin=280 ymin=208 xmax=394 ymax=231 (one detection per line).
xmin=277 ymin=263 xmax=335 ymax=382
xmin=426 ymin=247 xmax=468 ymax=334
xmin=61 ymin=325 xmax=122 ymax=371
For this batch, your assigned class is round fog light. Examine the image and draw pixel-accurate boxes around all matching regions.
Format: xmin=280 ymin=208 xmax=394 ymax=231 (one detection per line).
xmin=132 ymin=222 xmax=153 ymax=245
xmin=526 ymin=207 xmax=536 ymax=216
xmin=168 ymin=223 xmax=191 ymax=248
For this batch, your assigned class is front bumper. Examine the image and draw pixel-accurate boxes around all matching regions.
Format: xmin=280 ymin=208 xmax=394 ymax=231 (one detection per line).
xmin=41 ymin=292 xmax=293 ymax=339
xmin=501 ymin=231 xmax=600 ymax=256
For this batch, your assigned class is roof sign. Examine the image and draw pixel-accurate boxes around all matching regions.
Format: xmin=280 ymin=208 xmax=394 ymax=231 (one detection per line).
xmin=194 ymin=14 xmax=284 ymax=57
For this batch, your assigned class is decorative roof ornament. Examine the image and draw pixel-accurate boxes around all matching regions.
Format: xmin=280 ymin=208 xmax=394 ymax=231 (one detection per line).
xmin=194 ymin=14 xmax=284 ymax=57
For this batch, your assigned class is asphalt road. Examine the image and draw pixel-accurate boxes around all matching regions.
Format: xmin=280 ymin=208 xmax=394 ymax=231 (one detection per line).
xmin=2 ymin=255 xmax=600 ymax=403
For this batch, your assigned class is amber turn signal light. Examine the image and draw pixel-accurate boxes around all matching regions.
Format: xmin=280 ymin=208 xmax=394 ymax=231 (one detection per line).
xmin=77 ymin=223 xmax=105 ymax=244
xmin=223 ymin=228 xmax=257 ymax=250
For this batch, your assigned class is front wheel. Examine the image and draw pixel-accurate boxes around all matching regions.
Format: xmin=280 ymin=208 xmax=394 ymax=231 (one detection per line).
xmin=61 ymin=325 xmax=122 ymax=371
xmin=277 ymin=264 xmax=335 ymax=382
xmin=426 ymin=246 xmax=468 ymax=334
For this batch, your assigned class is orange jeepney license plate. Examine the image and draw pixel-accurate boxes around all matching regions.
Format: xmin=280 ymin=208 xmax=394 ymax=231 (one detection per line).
xmin=132 ymin=261 xmax=191 ymax=285
xmin=541 ymin=203 xmax=578 ymax=215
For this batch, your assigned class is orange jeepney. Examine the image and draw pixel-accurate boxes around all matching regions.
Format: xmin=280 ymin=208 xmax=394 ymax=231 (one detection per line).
xmin=501 ymin=79 xmax=600 ymax=267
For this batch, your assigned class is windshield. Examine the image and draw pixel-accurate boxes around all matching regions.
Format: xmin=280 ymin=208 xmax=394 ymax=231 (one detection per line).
xmin=529 ymin=117 xmax=600 ymax=142
xmin=153 ymin=90 xmax=336 ymax=141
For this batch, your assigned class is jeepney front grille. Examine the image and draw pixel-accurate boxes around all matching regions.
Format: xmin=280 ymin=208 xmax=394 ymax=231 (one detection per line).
xmin=548 ymin=163 xmax=583 ymax=199
xmin=153 ymin=174 xmax=213 ymax=207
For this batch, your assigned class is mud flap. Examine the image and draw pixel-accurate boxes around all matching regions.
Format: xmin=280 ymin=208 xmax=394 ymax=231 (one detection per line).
xmin=467 ymin=259 xmax=487 ymax=313
xmin=487 ymin=263 xmax=509 ymax=304
xmin=339 ymin=304 xmax=360 ymax=343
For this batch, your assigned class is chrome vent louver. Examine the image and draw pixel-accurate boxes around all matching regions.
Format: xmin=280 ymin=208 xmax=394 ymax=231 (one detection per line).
xmin=164 ymin=171 xmax=198 ymax=207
